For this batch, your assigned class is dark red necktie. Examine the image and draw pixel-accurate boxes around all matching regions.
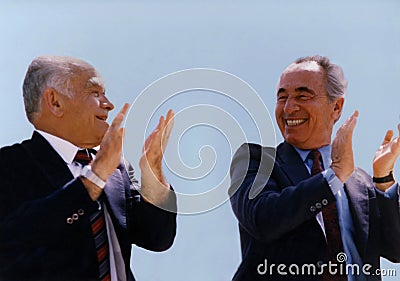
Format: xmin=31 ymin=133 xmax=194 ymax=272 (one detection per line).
xmin=74 ymin=149 xmax=92 ymax=166
xmin=309 ymin=150 xmax=346 ymax=281
xmin=73 ymin=150 xmax=111 ymax=281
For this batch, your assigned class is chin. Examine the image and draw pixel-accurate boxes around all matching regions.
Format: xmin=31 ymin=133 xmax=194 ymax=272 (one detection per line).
xmin=97 ymin=133 xmax=106 ymax=144
xmin=284 ymin=136 xmax=304 ymax=148
xmin=99 ymin=125 xmax=108 ymax=136
xmin=91 ymin=131 xmax=106 ymax=146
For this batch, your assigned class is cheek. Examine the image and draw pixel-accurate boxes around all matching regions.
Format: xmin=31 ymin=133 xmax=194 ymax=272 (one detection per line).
xmin=275 ymin=106 xmax=283 ymax=121
xmin=275 ymin=114 xmax=284 ymax=132
xmin=313 ymin=109 xmax=332 ymax=129
xmin=77 ymin=113 xmax=94 ymax=128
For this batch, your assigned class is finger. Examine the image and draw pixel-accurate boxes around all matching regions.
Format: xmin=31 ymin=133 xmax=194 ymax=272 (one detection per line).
xmin=347 ymin=115 xmax=357 ymax=137
xmin=143 ymin=131 xmax=155 ymax=152
xmin=143 ymin=119 xmax=163 ymax=152
xmin=154 ymin=119 xmax=164 ymax=147
xmin=162 ymin=125 xmax=173 ymax=150
xmin=143 ymin=114 xmax=167 ymax=154
xmin=349 ymin=110 xmax=358 ymax=128
xmin=110 ymin=103 xmax=130 ymax=130
xmin=159 ymin=115 xmax=166 ymax=130
xmin=165 ymin=109 xmax=174 ymax=126
xmin=163 ymin=110 xmax=174 ymax=131
xmin=346 ymin=110 xmax=359 ymax=126
xmin=144 ymin=133 xmax=163 ymax=163
xmin=162 ymin=110 xmax=174 ymax=150
xmin=155 ymin=115 xmax=163 ymax=130
xmin=336 ymin=110 xmax=357 ymax=140
xmin=157 ymin=115 xmax=166 ymax=138
xmin=165 ymin=110 xmax=174 ymax=133
xmin=382 ymin=130 xmax=394 ymax=144
xmin=344 ymin=110 xmax=358 ymax=130
xmin=338 ymin=110 xmax=357 ymax=132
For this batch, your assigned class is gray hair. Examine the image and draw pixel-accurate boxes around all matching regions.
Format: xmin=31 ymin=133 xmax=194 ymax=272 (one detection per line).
xmin=295 ymin=55 xmax=347 ymax=102
xmin=22 ymin=55 xmax=95 ymax=123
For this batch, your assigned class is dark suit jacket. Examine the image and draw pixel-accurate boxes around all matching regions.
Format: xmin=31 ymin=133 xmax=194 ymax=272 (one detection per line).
xmin=229 ymin=142 xmax=400 ymax=281
xmin=0 ymin=132 xmax=177 ymax=281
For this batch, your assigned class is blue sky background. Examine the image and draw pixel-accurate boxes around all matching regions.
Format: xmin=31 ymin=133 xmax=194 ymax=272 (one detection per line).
xmin=1 ymin=1 xmax=400 ymax=280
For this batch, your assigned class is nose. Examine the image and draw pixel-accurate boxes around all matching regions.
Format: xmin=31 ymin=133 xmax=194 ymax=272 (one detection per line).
xmin=100 ymin=96 xmax=115 ymax=111
xmin=283 ymin=97 xmax=300 ymax=114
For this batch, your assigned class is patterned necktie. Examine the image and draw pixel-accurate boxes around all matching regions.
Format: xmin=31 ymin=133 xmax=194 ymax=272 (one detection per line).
xmin=308 ymin=150 xmax=346 ymax=281
xmin=74 ymin=149 xmax=92 ymax=166
xmin=90 ymin=208 xmax=111 ymax=281
xmin=73 ymin=149 xmax=111 ymax=281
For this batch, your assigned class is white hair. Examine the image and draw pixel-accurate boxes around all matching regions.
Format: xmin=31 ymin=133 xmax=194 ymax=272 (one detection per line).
xmin=22 ymin=55 xmax=99 ymax=123
xmin=295 ymin=55 xmax=347 ymax=102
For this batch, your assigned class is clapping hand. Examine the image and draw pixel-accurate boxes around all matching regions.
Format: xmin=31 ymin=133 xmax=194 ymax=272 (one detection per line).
xmin=139 ymin=110 xmax=174 ymax=204
xmin=373 ymin=124 xmax=400 ymax=191
xmin=331 ymin=110 xmax=359 ymax=183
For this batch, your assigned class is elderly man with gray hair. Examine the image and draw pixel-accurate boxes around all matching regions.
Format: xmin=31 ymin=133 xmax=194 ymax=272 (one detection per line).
xmin=229 ymin=55 xmax=400 ymax=281
xmin=0 ymin=56 xmax=177 ymax=281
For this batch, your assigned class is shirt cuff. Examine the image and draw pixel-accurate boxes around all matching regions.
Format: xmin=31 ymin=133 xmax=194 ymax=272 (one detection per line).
xmin=322 ymin=168 xmax=343 ymax=196
xmin=375 ymin=182 xmax=399 ymax=199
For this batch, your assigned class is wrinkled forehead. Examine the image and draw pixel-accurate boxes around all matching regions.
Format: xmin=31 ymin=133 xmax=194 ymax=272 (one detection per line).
xmin=71 ymin=65 xmax=105 ymax=90
xmin=277 ymin=61 xmax=326 ymax=91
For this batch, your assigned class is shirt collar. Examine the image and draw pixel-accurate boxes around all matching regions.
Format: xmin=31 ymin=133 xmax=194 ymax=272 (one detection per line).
xmin=36 ymin=130 xmax=80 ymax=164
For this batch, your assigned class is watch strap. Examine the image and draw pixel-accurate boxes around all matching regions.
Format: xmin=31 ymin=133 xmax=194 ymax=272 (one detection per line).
xmin=373 ymin=171 xmax=394 ymax=183
xmin=81 ymin=165 xmax=106 ymax=189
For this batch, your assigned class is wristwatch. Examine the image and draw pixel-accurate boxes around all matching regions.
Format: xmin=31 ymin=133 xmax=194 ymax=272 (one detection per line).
xmin=80 ymin=165 xmax=106 ymax=189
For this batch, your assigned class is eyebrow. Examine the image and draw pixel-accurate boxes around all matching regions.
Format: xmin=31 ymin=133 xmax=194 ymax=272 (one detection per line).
xmin=295 ymin=87 xmax=315 ymax=95
xmin=85 ymin=82 xmax=106 ymax=97
xmin=86 ymin=77 xmax=105 ymax=89
xmin=277 ymin=86 xmax=316 ymax=96
xmin=277 ymin=88 xmax=285 ymax=95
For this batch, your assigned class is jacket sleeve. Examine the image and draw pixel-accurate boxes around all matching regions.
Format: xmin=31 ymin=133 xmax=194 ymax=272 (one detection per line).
xmin=124 ymin=161 xmax=177 ymax=252
xmin=229 ymin=143 xmax=336 ymax=243
xmin=375 ymin=184 xmax=400 ymax=262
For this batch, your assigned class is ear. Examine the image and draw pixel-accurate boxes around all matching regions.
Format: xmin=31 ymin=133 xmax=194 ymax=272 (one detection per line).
xmin=42 ymin=88 xmax=65 ymax=117
xmin=332 ymin=97 xmax=344 ymax=123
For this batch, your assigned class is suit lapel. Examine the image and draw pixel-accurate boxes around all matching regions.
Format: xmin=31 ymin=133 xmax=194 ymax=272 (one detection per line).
xmin=277 ymin=142 xmax=311 ymax=185
xmin=22 ymin=132 xmax=74 ymax=191
xmin=343 ymin=170 xmax=370 ymax=257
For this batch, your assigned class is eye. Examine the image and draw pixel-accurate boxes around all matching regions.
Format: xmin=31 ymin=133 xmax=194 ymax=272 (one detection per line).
xmin=277 ymin=95 xmax=288 ymax=102
xmin=92 ymin=91 xmax=100 ymax=97
xmin=297 ymin=94 xmax=312 ymax=101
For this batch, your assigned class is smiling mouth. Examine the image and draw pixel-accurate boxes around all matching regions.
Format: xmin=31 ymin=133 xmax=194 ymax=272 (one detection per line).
xmin=285 ymin=119 xmax=307 ymax=126
xmin=96 ymin=115 xmax=107 ymax=121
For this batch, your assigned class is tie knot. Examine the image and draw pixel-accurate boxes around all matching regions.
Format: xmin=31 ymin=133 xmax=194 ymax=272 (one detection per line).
xmin=73 ymin=149 xmax=93 ymax=166
xmin=308 ymin=149 xmax=323 ymax=175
